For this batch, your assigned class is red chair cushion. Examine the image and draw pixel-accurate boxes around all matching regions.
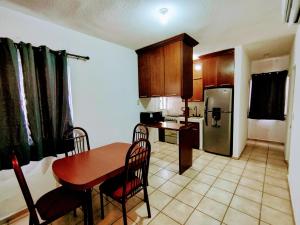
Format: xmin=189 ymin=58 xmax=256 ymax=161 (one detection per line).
xmin=35 ymin=186 xmax=84 ymax=221
xmin=112 ymin=177 xmax=142 ymax=199
xmin=100 ymin=175 xmax=142 ymax=200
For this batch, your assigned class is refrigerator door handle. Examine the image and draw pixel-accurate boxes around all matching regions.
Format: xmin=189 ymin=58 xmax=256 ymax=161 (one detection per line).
xmin=204 ymin=97 xmax=208 ymax=126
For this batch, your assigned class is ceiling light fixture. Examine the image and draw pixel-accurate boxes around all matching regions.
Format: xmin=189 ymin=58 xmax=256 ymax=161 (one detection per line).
xmin=159 ymin=8 xmax=169 ymax=25
xmin=195 ymin=64 xmax=202 ymax=71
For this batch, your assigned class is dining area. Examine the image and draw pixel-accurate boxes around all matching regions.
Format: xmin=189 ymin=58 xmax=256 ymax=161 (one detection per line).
xmin=9 ymin=124 xmax=152 ymax=225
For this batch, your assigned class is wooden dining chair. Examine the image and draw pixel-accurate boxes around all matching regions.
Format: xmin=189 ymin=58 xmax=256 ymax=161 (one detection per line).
xmin=132 ymin=123 xmax=149 ymax=143
xmin=63 ymin=127 xmax=90 ymax=157
xmin=11 ymin=152 xmax=86 ymax=225
xmin=99 ymin=139 xmax=151 ymax=225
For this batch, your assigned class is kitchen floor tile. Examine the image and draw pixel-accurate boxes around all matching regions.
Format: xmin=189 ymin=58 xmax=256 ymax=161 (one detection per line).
xmin=219 ymin=171 xmax=240 ymax=183
xmin=149 ymin=190 xmax=172 ymax=210
xmin=162 ymin=199 xmax=193 ymax=224
xmin=223 ymin=207 xmax=259 ymax=225
xmin=148 ymin=213 xmax=179 ymax=225
xmin=235 ymin=185 xmax=262 ymax=203
xmin=213 ymin=178 xmax=237 ymax=193
xmin=169 ymin=174 xmax=191 ymax=187
xmin=128 ymin=202 xmax=159 ymax=225
xmin=263 ymin=183 xmax=290 ymax=200
xmin=195 ymin=172 xmax=216 ymax=185
xmin=155 ymin=169 xmax=176 ymax=180
xmin=186 ymin=180 xmax=211 ymax=195
xmin=196 ymin=197 xmax=227 ymax=221
xmin=185 ymin=210 xmax=221 ymax=225
xmin=158 ymin=181 xmax=183 ymax=197
xmin=205 ymin=187 xmax=233 ymax=205
xmin=230 ymin=195 xmax=260 ymax=219
xmin=262 ymin=193 xmax=292 ymax=215
xmin=261 ymin=205 xmax=295 ymax=225
xmin=239 ymin=177 xmax=263 ymax=191
xmin=175 ymin=188 xmax=203 ymax=208
xmin=148 ymin=175 xmax=166 ymax=188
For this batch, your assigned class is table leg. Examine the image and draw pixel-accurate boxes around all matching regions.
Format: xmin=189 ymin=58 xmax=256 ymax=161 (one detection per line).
xmin=84 ymin=189 xmax=94 ymax=225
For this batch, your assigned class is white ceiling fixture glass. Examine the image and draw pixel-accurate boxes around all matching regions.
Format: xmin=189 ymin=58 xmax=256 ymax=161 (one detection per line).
xmin=194 ymin=64 xmax=202 ymax=71
xmin=158 ymin=7 xmax=169 ymax=25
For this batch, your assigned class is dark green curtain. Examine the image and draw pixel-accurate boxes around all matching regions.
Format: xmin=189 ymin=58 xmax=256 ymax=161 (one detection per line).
xmin=0 ymin=39 xmax=73 ymax=170
xmin=249 ymin=70 xmax=288 ymax=120
xmin=0 ymin=38 xmax=29 ymax=169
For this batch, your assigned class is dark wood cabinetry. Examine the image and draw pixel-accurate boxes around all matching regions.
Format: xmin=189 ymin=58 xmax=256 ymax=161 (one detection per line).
xmin=180 ymin=121 xmax=199 ymax=149
xmin=201 ymin=49 xmax=234 ymax=88
xmin=136 ymin=33 xmax=198 ymax=98
xmin=190 ymin=59 xmax=204 ymax=102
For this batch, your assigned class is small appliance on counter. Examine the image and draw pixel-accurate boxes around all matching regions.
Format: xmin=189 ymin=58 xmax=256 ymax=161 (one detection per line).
xmin=140 ymin=111 xmax=163 ymax=124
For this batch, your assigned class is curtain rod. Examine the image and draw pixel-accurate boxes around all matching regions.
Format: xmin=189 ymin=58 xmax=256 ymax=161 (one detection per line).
xmin=13 ymin=43 xmax=90 ymax=61
xmin=67 ymin=53 xmax=90 ymax=61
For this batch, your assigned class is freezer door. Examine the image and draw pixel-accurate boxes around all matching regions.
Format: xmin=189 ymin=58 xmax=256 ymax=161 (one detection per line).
xmin=204 ymin=88 xmax=233 ymax=112
xmin=203 ymin=112 xmax=232 ymax=156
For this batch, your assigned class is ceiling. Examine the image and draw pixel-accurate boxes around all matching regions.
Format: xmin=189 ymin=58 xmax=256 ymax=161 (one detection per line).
xmin=0 ymin=0 xmax=298 ymax=58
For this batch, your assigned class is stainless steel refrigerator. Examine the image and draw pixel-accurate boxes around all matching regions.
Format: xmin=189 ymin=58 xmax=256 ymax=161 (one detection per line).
xmin=203 ymin=87 xmax=233 ymax=156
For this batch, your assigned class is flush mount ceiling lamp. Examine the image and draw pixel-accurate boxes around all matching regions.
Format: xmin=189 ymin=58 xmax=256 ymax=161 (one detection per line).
xmin=158 ymin=8 xmax=169 ymax=25
xmin=194 ymin=64 xmax=202 ymax=71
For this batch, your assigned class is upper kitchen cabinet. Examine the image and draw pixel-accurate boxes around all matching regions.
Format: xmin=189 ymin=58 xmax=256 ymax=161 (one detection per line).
xmin=201 ymin=49 xmax=235 ymax=88
xmin=190 ymin=59 xmax=203 ymax=102
xmin=136 ymin=33 xmax=198 ymax=98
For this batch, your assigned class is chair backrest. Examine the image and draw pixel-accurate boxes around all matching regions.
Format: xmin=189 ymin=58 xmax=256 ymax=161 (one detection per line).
xmin=123 ymin=139 xmax=151 ymax=199
xmin=63 ymin=127 xmax=90 ymax=156
xmin=11 ymin=153 xmax=40 ymax=225
xmin=132 ymin=123 xmax=149 ymax=143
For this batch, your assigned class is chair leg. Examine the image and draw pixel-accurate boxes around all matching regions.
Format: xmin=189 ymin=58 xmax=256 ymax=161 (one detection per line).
xmin=121 ymin=200 xmax=127 ymax=225
xmin=73 ymin=208 xmax=77 ymax=217
xmin=100 ymin=190 xmax=104 ymax=219
xmin=143 ymin=186 xmax=151 ymax=218
xmin=29 ymin=216 xmax=34 ymax=225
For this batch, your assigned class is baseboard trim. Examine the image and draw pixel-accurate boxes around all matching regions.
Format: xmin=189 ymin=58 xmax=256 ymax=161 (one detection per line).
xmin=0 ymin=208 xmax=28 ymax=225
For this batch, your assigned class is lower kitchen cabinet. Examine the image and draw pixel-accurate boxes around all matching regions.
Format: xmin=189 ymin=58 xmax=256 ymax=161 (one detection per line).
xmin=180 ymin=121 xmax=199 ymax=149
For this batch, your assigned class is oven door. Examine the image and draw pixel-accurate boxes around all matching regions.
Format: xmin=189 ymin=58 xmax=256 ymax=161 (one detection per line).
xmin=165 ymin=129 xmax=178 ymax=144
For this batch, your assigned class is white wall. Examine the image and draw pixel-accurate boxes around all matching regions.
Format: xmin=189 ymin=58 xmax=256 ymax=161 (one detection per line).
xmin=232 ymin=46 xmax=250 ymax=158
xmin=287 ymin=26 xmax=300 ymax=225
xmin=0 ymin=6 xmax=140 ymax=220
xmin=248 ymin=55 xmax=289 ymax=143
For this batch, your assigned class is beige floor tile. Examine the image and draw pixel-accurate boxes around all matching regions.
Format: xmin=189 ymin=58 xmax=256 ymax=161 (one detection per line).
xmin=158 ymin=181 xmax=183 ymax=197
xmin=97 ymin=203 xmax=122 ymax=225
xmin=230 ymin=195 xmax=260 ymax=219
xmin=243 ymin=170 xmax=265 ymax=182
xmin=263 ymin=183 xmax=290 ymax=200
xmin=128 ymin=202 xmax=159 ymax=225
xmin=208 ymin=161 xmax=227 ymax=170
xmin=149 ymin=164 xmax=162 ymax=174
xmin=206 ymin=187 xmax=233 ymax=205
xmin=213 ymin=178 xmax=237 ymax=193
xmin=182 ymin=168 xmax=199 ymax=179
xmin=195 ymin=172 xmax=216 ymax=185
xmin=203 ymin=166 xmax=222 ymax=177
xmin=153 ymin=159 xmax=170 ymax=168
xmin=223 ymin=207 xmax=259 ymax=225
xmin=239 ymin=177 xmax=263 ymax=191
xmin=262 ymin=193 xmax=292 ymax=215
xmin=196 ymin=197 xmax=227 ymax=221
xmin=186 ymin=210 xmax=221 ymax=225
xmin=148 ymin=175 xmax=166 ymax=188
xmin=175 ymin=188 xmax=203 ymax=208
xmin=245 ymin=164 xmax=266 ymax=174
xmin=155 ymin=169 xmax=176 ymax=180
xmin=169 ymin=174 xmax=191 ymax=187
xmin=219 ymin=171 xmax=240 ymax=183
xmin=235 ymin=185 xmax=262 ymax=203
xmin=261 ymin=205 xmax=294 ymax=225
xmin=112 ymin=217 xmax=136 ymax=225
xmin=162 ymin=199 xmax=193 ymax=224
xmin=264 ymin=176 xmax=288 ymax=189
xmin=166 ymin=163 xmax=179 ymax=172
xmin=149 ymin=190 xmax=172 ymax=210
xmin=259 ymin=221 xmax=270 ymax=225
xmin=227 ymin=159 xmax=247 ymax=169
xmin=186 ymin=180 xmax=211 ymax=195
xmin=223 ymin=165 xmax=244 ymax=175
xmin=148 ymin=213 xmax=179 ymax=225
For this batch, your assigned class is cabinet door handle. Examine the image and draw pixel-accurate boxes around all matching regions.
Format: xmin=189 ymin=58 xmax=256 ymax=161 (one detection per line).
xmin=140 ymin=95 xmax=147 ymax=98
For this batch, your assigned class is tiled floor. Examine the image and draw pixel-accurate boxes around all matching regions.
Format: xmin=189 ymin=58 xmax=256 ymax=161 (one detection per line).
xmin=8 ymin=140 xmax=294 ymax=225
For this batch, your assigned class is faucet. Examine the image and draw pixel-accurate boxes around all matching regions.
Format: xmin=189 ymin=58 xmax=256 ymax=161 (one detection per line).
xmin=194 ymin=106 xmax=198 ymax=117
